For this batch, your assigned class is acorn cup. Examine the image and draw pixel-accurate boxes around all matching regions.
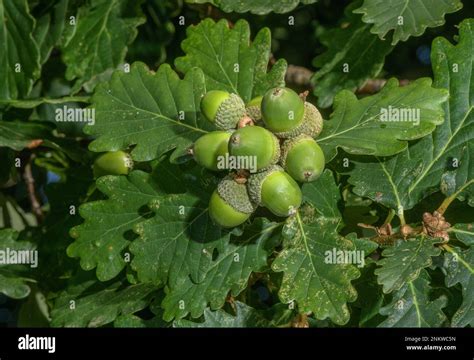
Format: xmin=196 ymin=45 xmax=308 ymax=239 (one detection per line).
xmin=192 ymin=130 xmax=232 ymax=171
xmin=93 ymin=150 xmax=134 ymax=177
xmin=280 ymin=134 xmax=325 ymax=182
xmin=247 ymin=165 xmax=302 ymax=217
xmin=209 ymin=175 xmax=256 ymax=228
xmin=274 ymin=101 xmax=324 ymax=139
xmin=245 ymin=96 xmax=263 ymax=123
xmin=200 ymin=90 xmax=246 ymax=130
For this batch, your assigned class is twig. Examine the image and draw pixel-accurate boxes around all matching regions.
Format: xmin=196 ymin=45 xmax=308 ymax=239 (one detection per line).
xmin=291 ymin=313 xmax=309 ymax=328
xmin=372 ymin=226 xmax=425 ymax=245
xmin=1 ymin=96 xmax=90 ymax=108
xmin=357 ymin=79 xmax=410 ymax=95
xmin=356 ymin=79 xmax=387 ymax=94
xmin=283 ymin=60 xmax=412 ymax=96
xmin=358 ymin=221 xmax=425 ymax=245
xmin=285 ymin=65 xmax=314 ymax=88
xmin=398 ymin=210 xmax=407 ymax=226
xmin=23 ymin=155 xmax=44 ymax=222
xmin=383 ymin=209 xmax=395 ymax=226
xmin=437 ymin=179 xmax=474 ymax=215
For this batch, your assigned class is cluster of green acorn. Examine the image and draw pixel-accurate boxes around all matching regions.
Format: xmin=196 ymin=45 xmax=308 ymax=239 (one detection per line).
xmin=90 ymin=87 xmax=325 ymax=229
xmin=193 ymin=87 xmax=325 ymax=228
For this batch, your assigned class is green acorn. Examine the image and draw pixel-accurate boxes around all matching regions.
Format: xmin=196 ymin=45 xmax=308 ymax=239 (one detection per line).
xmin=248 ymin=165 xmax=302 ymax=217
xmin=228 ymin=126 xmax=280 ymax=172
xmin=246 ymin=96 xmax=263 ymax=122
xmin=193 ymin=131 xmax=232 ymax=171
xmin=261 ymin=87 xmax=305 ymax=133
xmin=209 ymin=175 xmax=255 ymax=228
xmin=281 ymin=135 xmax=325 ymax=182
xmin=200 ymin=90 xmax=246 ymax=130
xmin=93 ymin=150 xmax=133 ymax=177
xmin=274 ymin=101 xmax=323 ymax=139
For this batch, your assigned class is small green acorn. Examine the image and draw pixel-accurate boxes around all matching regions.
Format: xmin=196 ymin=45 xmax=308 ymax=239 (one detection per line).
xmin=274 ymin=101 xmax=323 ymax=139
xmin=281 ymin=135 xmax=325 ymax=182
xmin=246 ymin=96 xmax=263 ymax=122
xmin=248 ymin=165 xmax=302 ymax=217
xmin=261 ymin=87 xmax=305 ymax=133
xmin=228 ymin=126 xmax=280 ymax=172
xmin=200 ymin=90 xmax=246 ymax=130
xmin=93 ymin=150 xmax=133 ymax=177
xmin=209 ymin=175 xmax=255 ymax=228
xmin=192 ymin=131 xmax=232 ymax=171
